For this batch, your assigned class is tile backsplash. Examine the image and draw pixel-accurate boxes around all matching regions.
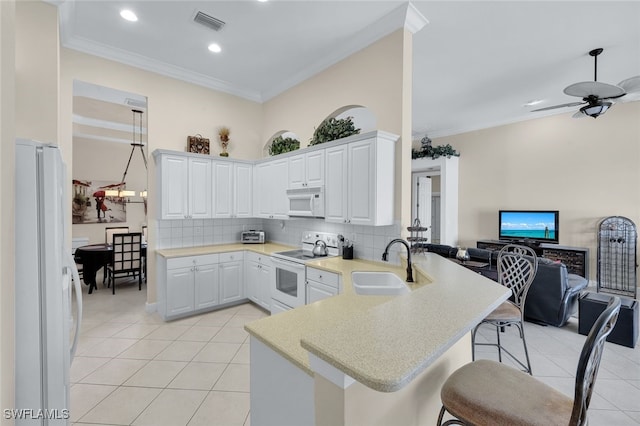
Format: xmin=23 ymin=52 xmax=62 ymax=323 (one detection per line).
xmin=156 ymin=218 xmax=406 ymax=264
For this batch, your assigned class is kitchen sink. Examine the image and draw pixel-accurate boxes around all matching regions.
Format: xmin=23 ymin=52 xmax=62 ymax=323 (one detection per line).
xmin=351 ymin=271 xmax=410 ymax=296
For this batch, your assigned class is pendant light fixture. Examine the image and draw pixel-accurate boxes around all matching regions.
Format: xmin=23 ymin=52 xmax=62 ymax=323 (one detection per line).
xmin=105 ymin=109 xmax=147 ymax=201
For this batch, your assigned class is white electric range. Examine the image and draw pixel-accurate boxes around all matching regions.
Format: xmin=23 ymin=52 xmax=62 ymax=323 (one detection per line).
xmin=270 ymin=232 xmax=339 ymax=311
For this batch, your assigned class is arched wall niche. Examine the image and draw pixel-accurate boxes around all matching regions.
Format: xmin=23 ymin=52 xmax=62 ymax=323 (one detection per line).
xmin=320 ymin=105 xmax=377 ymax=134
xmin=263 ymin=130 xmax=301 ymax=158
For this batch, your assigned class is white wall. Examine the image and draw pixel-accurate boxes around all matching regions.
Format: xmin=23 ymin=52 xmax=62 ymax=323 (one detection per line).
xmin=434 ymin=101 xmax=640 ymax=280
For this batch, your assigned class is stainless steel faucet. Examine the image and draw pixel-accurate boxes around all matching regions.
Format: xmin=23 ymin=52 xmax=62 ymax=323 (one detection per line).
xmin=382 ymin=239 xmax=414 ymax=282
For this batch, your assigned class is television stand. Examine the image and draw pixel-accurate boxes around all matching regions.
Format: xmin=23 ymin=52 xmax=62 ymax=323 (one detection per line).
xmin=476 ymin=239 xmax=589 ymax=280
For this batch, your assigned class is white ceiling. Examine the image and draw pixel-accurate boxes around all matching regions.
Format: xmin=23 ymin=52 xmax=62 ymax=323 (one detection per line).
xmin=57 ymin=1 xmax=640 ymax=139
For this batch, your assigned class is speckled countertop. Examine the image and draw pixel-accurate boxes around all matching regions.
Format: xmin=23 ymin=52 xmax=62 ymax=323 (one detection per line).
xmin=245 ymin=253 xmax=511 ymax=392
xmin=156 ymin=242 xmax=295 ymax=258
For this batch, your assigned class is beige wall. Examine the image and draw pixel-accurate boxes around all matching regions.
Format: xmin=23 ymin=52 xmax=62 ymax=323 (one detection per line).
xmin=61 ymin=48 xmax=264 ymax=302
xmin=0 ymin=0 xmax=15 ymax=420
xmin=434 ymin=101 xmax=640 ymax=280
xmin=262 ymin=29 xmax=414 ymax=230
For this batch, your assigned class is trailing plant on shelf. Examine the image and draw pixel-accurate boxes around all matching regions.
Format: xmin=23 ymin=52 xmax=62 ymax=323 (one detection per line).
xmin=411 ymin=135 xmax=460 ymax=159
xmin=269 ymin=135 xmax=300 ymax=156
xmin=309 ymin=116 xmax=360 ymax=146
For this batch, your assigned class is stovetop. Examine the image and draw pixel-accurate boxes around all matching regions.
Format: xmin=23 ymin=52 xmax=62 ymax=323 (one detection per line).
xmin=272 ymin=231 xmax=341 ymax=263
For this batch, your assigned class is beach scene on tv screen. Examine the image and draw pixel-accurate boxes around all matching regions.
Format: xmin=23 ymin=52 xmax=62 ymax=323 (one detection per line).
xmin=501 ymin=212 xmax=556 ymax=239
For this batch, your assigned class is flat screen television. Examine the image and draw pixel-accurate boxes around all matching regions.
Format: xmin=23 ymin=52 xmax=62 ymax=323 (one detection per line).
xmin=498 ymin=210 xmax=559 ymax=244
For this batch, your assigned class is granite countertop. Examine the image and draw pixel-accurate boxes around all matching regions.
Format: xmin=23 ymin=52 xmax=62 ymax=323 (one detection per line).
xmin=156 ymin=242 xmax=296 ymax=258
xmin=245 ymin=253 xmax=511 ymax=392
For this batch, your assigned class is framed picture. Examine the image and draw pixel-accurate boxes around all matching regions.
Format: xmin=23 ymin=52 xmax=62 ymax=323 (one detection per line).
xmin=72 ymin=179 xmax=127 ymax=224
xmin=188 ymin=135 xmax=210 ymax=154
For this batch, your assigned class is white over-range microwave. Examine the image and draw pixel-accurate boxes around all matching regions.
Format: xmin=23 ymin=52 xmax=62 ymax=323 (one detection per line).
xmin=286 ymin=186 xmax=325 ymax=218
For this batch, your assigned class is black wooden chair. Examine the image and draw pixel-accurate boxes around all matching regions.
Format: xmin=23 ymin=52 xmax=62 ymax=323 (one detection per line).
xmin=107 ymin=232 xmax=143 ymax=294
xmin=438 ymin=296 xmax=621 ymax=426
xmin=103 ymin=226 xmax=129 ymax=283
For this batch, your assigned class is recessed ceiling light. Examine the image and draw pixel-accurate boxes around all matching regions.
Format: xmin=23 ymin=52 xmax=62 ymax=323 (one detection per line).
xmin=208 ymin=43 xmax=222 ymax=53
xmin=120 ymin=9 xmax=138 ymax=22
xmin=257 ymin=0 xmax=268 ymax=2
xmin=524 ymin=99 xmax=544 ymax=107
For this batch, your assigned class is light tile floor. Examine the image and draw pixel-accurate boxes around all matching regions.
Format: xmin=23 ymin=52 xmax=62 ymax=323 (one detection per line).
xmin=72 ymin=278 xmax=640 ymax=425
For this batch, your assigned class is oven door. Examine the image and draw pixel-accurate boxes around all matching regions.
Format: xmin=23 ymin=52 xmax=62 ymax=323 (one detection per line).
xmin=270 ymin=256 xmax=306 ymax=308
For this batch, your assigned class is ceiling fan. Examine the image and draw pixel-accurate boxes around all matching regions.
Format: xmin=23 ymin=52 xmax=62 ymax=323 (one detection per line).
xmin=532 ymin=48 xmax=640 ymax=118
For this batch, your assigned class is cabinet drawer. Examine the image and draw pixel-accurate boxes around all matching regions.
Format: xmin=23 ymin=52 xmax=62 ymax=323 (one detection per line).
xmin=219 ymin=251 xmax=244 ymax=263
xmin=167 ymin=254 xmax=218 ymax=270
xmin=246 ymin=251 xmax=270 ymax=265
xmin=306 ymin=267 xmax=339 ymax=288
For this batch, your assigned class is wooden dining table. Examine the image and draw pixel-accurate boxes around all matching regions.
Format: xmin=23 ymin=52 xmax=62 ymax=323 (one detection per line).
xmin=74 ymin=243 xmax=147 ymax=294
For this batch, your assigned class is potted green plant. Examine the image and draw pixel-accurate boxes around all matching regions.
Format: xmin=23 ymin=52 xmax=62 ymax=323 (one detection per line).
xmin=269 ymin=135 xmax=300 ymax=156
xmin=309 ymin=116 xmax=360 ymax=146
xmin=411 ymin=135 xmax=460 ymax=159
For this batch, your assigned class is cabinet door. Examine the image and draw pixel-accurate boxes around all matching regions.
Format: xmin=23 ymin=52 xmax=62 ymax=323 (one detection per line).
xmin=271 ymin=159 xmax=289 ymax=219
xmin=166 ymin=266 xmax=195 ymax=316
xmin=195 ymin=263 xmax=219 ymax=310
xmin=161 ymin=155 xmax=189 ymax=220
xmin=306 ymin=280 xmax=338 ymax=304
xmin=188 ymin=157 xmax=212 ymax=219
xmin=213 ymin=161 xmax=233 ymax=218
xmin=348 ymin=140 xmax=375 ymax=226
xmin=245 ymin=261 xmax=260 ymax=304
xmin=254 ymin=162 xmax=272 ymax=218
xmin=288 ymin=154 xmax=306 ymax=189
xmin=305 ymin=150 xmax=325 ymax=187
xmin=234 ymin=163 xmax=253 ymax=218
xmin=258 ymin=263 xmax=272 ymax=311
xmin=220 ymin=261 xmax=244 ymax=304
xmin=324 ymin=145 xmax=348 ymax=223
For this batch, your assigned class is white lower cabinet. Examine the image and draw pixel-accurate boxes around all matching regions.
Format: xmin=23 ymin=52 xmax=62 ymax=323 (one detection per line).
xmin=163 ymin=254 xmax=219 ymax=319
xmin=306 ymin=267 xmax=340 ymax=304
xmin=194 ymin=263 xmax=219 ymax=310
xmin=219 ymin=252 xmax=244 ymax=304
xmin=245 ymin=252 xmax=272 ymax=311
xmin=159 ymin=252 xmax=248 ymax=320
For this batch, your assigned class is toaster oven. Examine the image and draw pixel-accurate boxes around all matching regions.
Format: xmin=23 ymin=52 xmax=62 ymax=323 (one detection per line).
xmin=241 ymin=230 xmax=265 ymax=244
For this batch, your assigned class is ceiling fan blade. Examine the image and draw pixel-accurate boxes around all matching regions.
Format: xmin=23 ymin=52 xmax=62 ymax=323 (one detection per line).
xmin=564 ymin=81 xmax=625 ymax=99
xmin=531 ymin=101 xmax=585 ymax=112
xmin=618 ymin=75 xmax=640 ymax=94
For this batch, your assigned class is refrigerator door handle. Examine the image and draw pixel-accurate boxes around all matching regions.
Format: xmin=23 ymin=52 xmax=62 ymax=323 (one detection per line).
xmin=64 ymin=251 xmax=83 ymax=362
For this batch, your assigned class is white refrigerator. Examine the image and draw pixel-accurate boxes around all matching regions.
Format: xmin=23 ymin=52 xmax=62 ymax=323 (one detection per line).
xmin=15 ymin=139 xmax=83 ymax=425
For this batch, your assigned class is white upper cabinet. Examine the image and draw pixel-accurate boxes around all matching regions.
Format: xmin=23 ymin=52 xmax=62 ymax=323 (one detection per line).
xmin=213 ymin=161 xmax=253 ymax=219
xmin=158 ymin=153 xmax=212 ymax=220
xmin=213 ymin=161 xmax=233 ymax=218
xmin=234 ymin=163 xmax=253 ymax=218
xmin=288 ymin=150 xmax=325 ymax=189
xmin=254 ymin=158 xmax=289 ymax=219
xmin=325 ymin=132 xmax=397 ymax=226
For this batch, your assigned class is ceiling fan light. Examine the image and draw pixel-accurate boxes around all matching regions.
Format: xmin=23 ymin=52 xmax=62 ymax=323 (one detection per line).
xmin=580 ymin=101 xmax=611 ymax=118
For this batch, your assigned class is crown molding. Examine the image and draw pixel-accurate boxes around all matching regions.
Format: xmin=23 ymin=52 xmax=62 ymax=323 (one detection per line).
xmin=57 ymin=1 xmax=428 ymax=106
xmin=404 ymin=3 xmax=429 ymax=34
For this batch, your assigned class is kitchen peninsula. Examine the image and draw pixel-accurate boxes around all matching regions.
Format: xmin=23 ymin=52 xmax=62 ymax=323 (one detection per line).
xmin=245 ymin=252 xmax=510 ymax=426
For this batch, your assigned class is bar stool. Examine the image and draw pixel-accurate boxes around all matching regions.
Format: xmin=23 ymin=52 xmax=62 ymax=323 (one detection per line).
xmin=438 ymin=296 xmax=621 ymax=426
xmin=471 ymin=244 xmax=538 ymax=374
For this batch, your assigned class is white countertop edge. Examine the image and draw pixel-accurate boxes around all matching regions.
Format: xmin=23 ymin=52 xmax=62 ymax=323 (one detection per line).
xmin=300 ymin=254 xmax=512 ymax=393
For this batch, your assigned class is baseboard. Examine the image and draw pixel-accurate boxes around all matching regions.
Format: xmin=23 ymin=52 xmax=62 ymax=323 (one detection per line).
xmin=145 ymin=302 xmax=157 ymax=313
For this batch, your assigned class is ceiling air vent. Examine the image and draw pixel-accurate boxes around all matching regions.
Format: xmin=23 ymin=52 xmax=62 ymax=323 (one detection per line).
xmin=193 ymin=11 xmax=225 ymax=32
xmin=125 ymin=98 xmax=147 ymax=109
